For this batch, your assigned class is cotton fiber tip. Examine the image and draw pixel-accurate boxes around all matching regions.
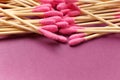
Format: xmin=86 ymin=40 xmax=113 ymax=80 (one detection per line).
xmin=61 ymin=9 xmax=71 ymax=15
xmin=57 ymin=3 xmax=68 ymax=11
xmin=41 ymin=4 xmax=52 ymax=8
xmin=42 ymin=25 xmax=58 ymax=32
xmin=56 ymin=21 xmax=69 ymax=28
xmin=51 ymin=0 xmax=65 ymax=8
xmin=39 ymin=28 xmax=59 ymax=39
xmin=40 ymin=0 xmax=53 ymax=3
xmin=57 ymin=35 xmax=68 ymax=43
xmin=67 ymin=10 xmax=80 ymax=17
xmin=63 ymin=17 xmax=75 ymax=25
xmin=40 ymin=18 xmax=56 ymax=25
xmin=50 ymin=16 xmax=62 ymax=22
xmin=67 ymin=3 xmax=79 ymax=10
xmin=33 ymin=6 xmax=51 ymax=12
xmin=59 ymin=27 xmax=77 ymax=35
xmin=44 ymin=11 xmax=63 ymax=17
xmin=65 ymin=0 xmax=78 ymax=3
xmin=54 ymin=0 xmax=65 ymax=3
xmin=68 ymin=38 xmax=86 ymax=46
xmin=39 ymin=28 xmax=67 ymax=43
xmin=69 ymin=33 xmax=87 ymax=40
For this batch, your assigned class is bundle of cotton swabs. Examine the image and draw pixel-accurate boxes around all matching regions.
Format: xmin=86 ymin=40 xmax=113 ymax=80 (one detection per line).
xmin=0 ymin=0 xmax=120 ymax=46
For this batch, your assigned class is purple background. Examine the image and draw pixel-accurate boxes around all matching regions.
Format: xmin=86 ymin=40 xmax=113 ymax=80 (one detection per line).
xmin=0 ymin=34 xmax=120 ymax=80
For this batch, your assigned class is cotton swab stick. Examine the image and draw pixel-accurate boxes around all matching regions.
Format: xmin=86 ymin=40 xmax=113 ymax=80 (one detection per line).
xmin=0 ymin=28 xmax=23 ymax=32
xmin=75 ymin=16 xmax=115 ymax=23
xmin=74 ymin=11 xmax=120 ymax=23
xmin=10 ymin=5 xmax=52 ymax=13
xmin=26 ymin=0 xmax=40 ymax=6
xmin=13 ymin=0 xmax=31 ymax=7
xmin=0 ymin=3 xmax=18 ymax=8
xmin=80 ymin=0 xmax=100 ymax=4
xmin=19 ymin=0 xmax=34 ymax=6
xmin=92 ymin=7 xmax=120 ymax=13
xmin=0 ymin=31 xmax=31 ymax=35
xmin=0 ymin=0 xmax=10 ymax=3
xmin=82 ymin=0 xmax=120 ymax=9
xmin=65 ymin=0 xmax=100 ymax=4
xmin=79 ymin=0 xmax=120 ymax=9
xmin=75 ymin=29 xmax=120 ymax=33
xmin=0 ymin=19 xmax=36 ymax=32
xmin=77 ymin=17 xmax=120 ymax=26
xmin=6 ymin=5 xmax=51 ymax=13
xmin=83 ymin=3 xmax=120 ymax=10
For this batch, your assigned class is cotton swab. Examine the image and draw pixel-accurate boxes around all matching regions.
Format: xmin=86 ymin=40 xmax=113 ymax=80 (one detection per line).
xmin=69 ymin=33 xmax=106 ymax=46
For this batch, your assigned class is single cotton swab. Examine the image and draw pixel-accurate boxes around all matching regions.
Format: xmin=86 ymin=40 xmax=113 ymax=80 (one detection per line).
xmin=69 ymin=33 xmax=106 ymax=46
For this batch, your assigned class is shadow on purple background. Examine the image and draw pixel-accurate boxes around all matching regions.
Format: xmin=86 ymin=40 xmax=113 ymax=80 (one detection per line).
xmin=0 ymin=34 xmax=120 ymax=80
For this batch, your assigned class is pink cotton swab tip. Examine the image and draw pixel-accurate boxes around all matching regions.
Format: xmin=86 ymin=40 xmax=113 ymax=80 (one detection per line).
xmin=33 ymin=6 xmax=51 ymax=12
xmin=69 ymin=33 xmax=88 ymax=40
xmin=57 ymin=3 xmax=68 ymax=11
xmin=61 ymin=9 xmax=71 ymax=15
xmin=40 ymin=0 xmax=53 ymax=3
xmin=39 ymin=29 xmax=67 ymax=43
xmin=68 ymin=38 xmax=86 ymax=46
xmin=40 ymin=18 xmax=56 ymax=25
xmin=56 ymin=21 xmax=69 ymax=28
xmin=59 ymin=27 xmax=77 ymax=35
xmin=33 ymin=4 xmax=52 ymax=12
xmin=49 ymin=16 xmax=62 ymax=22
xmin=67 ymin=3 xmax=79 ymax=10
xmin=53 ymin=0 xmax=65 ymax=3
xmin=67 ymin=10 xmax=81 ymax=17
xmin=41 ymin=4 xmax=52 ymax=8
xmin=44 ymin=11 xmax=63 ymax=17
xmin=41 ymin=25 xmax=58 ymax=32
xmin=65 ymin=0 xmax=78 ymax=3
xmin=63 ymin=17 xmax=75 ymax=25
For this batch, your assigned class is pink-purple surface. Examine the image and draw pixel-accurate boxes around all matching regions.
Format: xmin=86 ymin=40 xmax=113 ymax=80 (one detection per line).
xmin=0 ymin=34 xmax=120 ymax=80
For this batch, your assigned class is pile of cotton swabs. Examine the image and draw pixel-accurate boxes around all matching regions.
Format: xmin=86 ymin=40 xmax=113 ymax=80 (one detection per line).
xmin=0 ymin=0 xmax=120 ymax=46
